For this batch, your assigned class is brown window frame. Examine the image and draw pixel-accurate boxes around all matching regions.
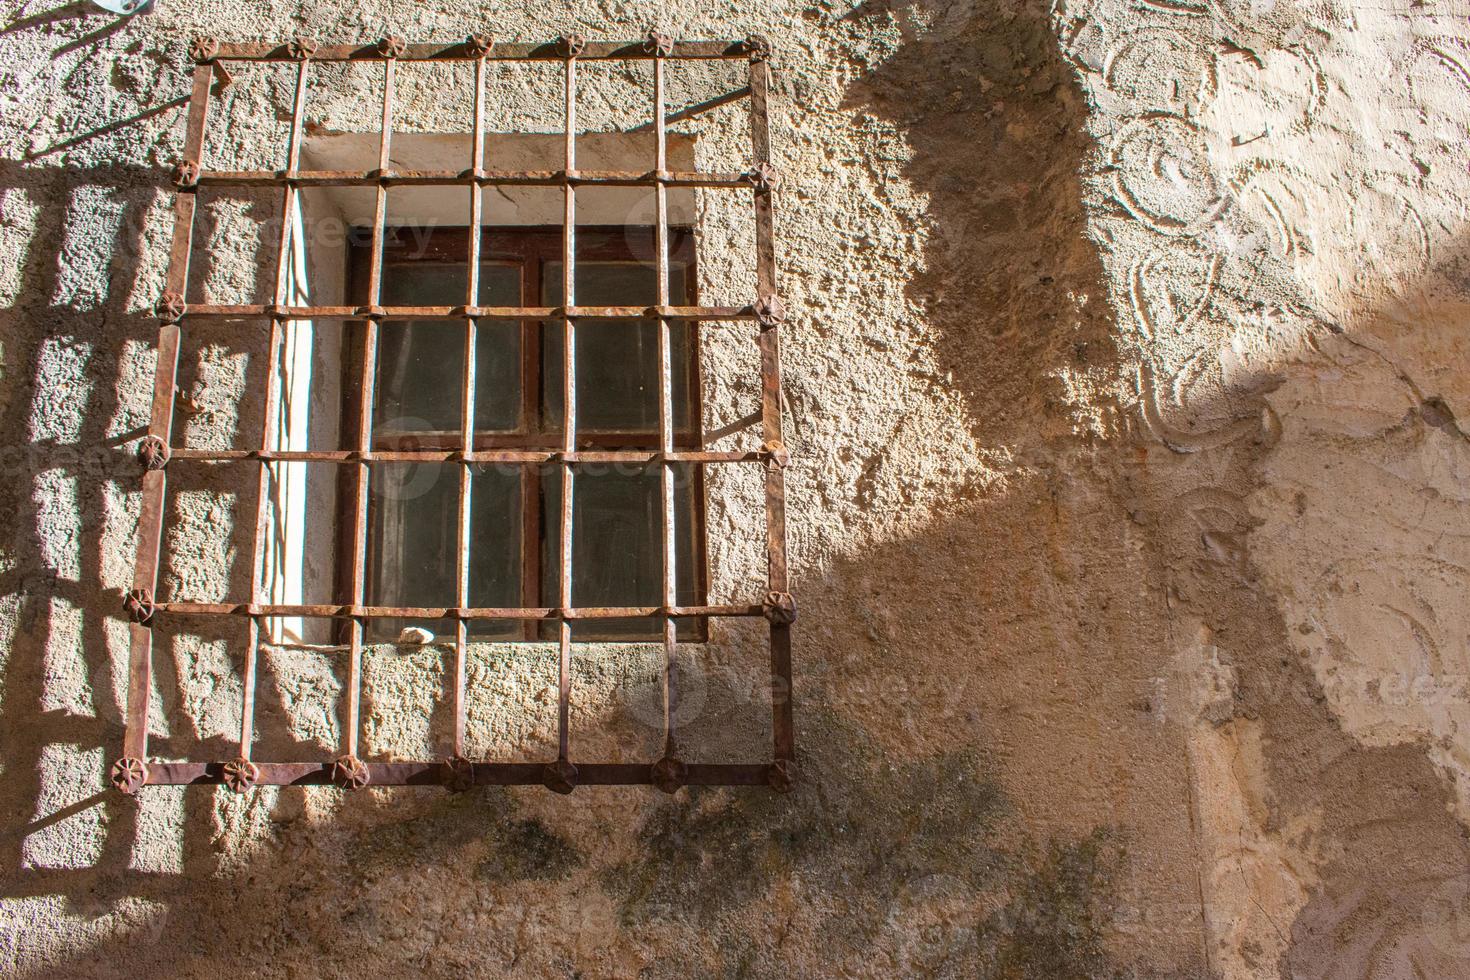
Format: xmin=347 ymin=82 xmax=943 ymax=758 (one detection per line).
xmin=339 ymin=224 xmax=710 ymax=643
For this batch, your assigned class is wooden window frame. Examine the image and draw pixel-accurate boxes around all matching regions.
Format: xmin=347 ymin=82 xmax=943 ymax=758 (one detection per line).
xmin=339 ymin=224 xmax=710 ymax=642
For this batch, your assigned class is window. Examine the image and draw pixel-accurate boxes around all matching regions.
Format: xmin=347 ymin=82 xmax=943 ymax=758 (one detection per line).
xmin=352 ymin=226 xmax=708 ymax=642
xmin=116 ymin=33 xmax=795 ymax=799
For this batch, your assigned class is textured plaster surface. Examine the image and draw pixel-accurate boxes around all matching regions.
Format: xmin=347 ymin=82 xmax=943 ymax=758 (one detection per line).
xmin=1 ymin=1 xmax=1469 ymax=977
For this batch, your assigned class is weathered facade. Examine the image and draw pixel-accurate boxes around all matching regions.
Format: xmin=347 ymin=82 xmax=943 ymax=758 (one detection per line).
xmin=3 ymin=1 xmax=1470 ymax=977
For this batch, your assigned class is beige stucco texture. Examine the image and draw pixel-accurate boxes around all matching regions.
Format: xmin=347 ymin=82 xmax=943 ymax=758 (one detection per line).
xmin=2 ymin=1 xmax=1470 ymax=977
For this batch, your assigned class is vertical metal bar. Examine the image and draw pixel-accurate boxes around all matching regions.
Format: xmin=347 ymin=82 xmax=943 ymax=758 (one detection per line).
xmin=748 ymin=57 xmax=793 ymax=764
xmin=241 ymin=55 xmax=310 ymax=763
xmin=343 ymin=55 xmax=393 ymax=761
xmin=556 ymin=53 xmax=578 ymax=765
xmin=122 ymin=63 xmax=213 ymax=769
xmin=453 ymin=54 xmax=487 ymax=758
xmin=653 ymin=53 xmax=678 ymax=761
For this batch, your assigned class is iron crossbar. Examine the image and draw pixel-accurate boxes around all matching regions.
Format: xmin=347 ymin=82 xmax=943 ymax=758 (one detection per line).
xmin=115 ymin=31 xmax=794 ymax=798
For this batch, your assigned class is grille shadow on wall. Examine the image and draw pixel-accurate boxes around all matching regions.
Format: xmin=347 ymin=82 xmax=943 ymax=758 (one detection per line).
xmin=113 ymin=32 xmax=797 ymax=797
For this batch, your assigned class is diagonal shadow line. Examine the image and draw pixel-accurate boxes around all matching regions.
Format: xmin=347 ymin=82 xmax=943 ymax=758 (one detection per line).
xmin=0 ymin=1 xmax=94 ymax=37
xmin=23 ymin=95 xmax=186 ymax=161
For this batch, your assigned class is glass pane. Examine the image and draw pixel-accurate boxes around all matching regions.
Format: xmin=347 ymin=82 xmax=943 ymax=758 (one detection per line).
xmin=368 ymin=464 xmax=521 ymax=640
xmin=540 ymin=464 xmax=700 ymax=640
xmin=375 ymin=262 xmax=521 ymax=435
xmin=542 ymin=262 xmax=691 ymax=434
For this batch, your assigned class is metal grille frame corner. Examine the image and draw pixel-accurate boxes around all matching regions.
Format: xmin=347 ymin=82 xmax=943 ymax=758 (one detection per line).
xmin=114 ymin=32 xmax=796 ymax=797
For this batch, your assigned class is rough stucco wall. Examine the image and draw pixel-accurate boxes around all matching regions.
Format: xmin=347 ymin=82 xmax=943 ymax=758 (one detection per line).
xmin=2 ymin=1 xmax=1469 ymax=977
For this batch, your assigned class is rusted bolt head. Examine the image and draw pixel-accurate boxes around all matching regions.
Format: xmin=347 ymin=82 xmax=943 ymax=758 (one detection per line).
xmin=644 ymin=31 xmax=674 ymax=57
xmin=754 ymin=292 xmax=786 ymax=328
xmin=542 ymin=759 xmax=578 ymax=794
xmin=743 ymin=34 xmax=773 ymax=62
xmin=331 ymin=754 xmax=370 ymax=790
xmin=287 ymin=35 xmax=318 ymax=60
xmin=189 ymin=36 xmax=220 ymax=63
xmin=155 ymin=291 xmax=186 ymax=322
xmin=123 ymin=588 xmax=156 ymax=625
xmin=378 ymin=35 xmax=407 ymax=58
xmin=559 ymin=34 xmax=586 ymax=58
xmin=111 ymin=757 xmax=148 ymax=794
xmin=466 ymin=33 xmax=494 ymax=56
xmin=762 ymin=590 xmax=797 ymax=625
xmin=763 ymin=439 xmax=790 ymax=469
xmin=221 ymin=758 xmax=260 ymax=793
xmin=768 ymin=759 xmax=795 ymax=793
xmin=745 ymin=160 xmax=782 ymax=194
xmin=171 ymin=159 xmax=201 ymax=188
xmin=441 ymin=756 xmax=475 ymax=793
xmin=137 ymin=435 xmax=170 ymax=471
xmin=650 ymin=756 xmax=688 ymax=794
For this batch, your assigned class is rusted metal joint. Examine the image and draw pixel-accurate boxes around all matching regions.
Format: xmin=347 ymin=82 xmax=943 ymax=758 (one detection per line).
xmin=137 ymin=435 xmax=170 ymax=471
xmin=763 ymin=439 xmax=790 ymax=469
xmin=542 ymin=759 xmax=578 ymax=794
xmin=559 ymin=34 xmax=586 ymax=58
xmin=171 ymin=158 xmax=201 ymax=188
xmin=221 ymin=758 xmax=260 ymax=793
xmin=331 ymin=754 xmax=370 ymax=790
xmin=466 ymin=33 xmax=494 ymax=57
xmin=110 ymin=756 xmax=148 ymax=795
xmin=744 ymin=160 xmax=782 ymax=194
xmin=377 ymin=35 xmax=407 ymax=59
xmin=754 ymin=292 xmax=786 ymax=328
xmin=644 ymin=31 xmax=674 ymax=57
xmin=650 ymin=756 xmax=687 ymax=794
xmin=361 ymin=305 xmax=387 ymax=320
xmin=287 ymin=36 xmax=318 ymax=60
xmin=767 ymin=758 xmax=795 ymax=793
xmin=762 ymin=590 xmax=797 ymax=626
xmin=743 ymin=34 xmax=773 ymax=62
xmin=442 ymin=756 xmax=475 ymax=792
xmin=190 ymin=36 xmax=220 ymax=63
xmin=124 ymin=588 xmax=156 ymax=625
xmin=155 ymin=291 xmax=186 ymax=322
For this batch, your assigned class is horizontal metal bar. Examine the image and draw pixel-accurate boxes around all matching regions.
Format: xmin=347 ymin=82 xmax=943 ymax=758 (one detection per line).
xmin=152 ymin=602 xmax=763 ymax=620
xmin=145 ymin=760 xmax=773 ymax=787
xmin=171 ymin=304 xmax=757 ymax=321
xmin=207 ymin=40 xmax=753 ymax=62
xmin=167 ymin=448 xmax=768 ymax=464
xmin=197 ymin=168 xmax=751 ymax=189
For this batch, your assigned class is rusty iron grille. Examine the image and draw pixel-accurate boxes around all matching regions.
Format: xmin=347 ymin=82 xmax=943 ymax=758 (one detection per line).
xmin=113 ymin=33 xmax=795 ymax=797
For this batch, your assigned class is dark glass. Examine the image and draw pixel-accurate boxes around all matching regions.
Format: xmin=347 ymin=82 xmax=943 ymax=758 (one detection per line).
xmin=368 ymin=464 xmax=522 ymax=640
xmin=374 ymin=263 xmax=521 ymax=435
xmin=542 ymin=262 xmax=692 ymax=434
xmin=540 ymin=464 xmax=700 ymax=639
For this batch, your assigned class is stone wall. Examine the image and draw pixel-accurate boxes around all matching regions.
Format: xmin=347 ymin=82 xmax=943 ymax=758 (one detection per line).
xmin=2 ymin=1 xmax=1468 ymax=977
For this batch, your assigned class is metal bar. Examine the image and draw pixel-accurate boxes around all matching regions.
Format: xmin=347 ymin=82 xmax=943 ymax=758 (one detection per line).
xmin=341 ymin=55 xmax=392 ymax=761
xmin=145 ymin=760 xmax=773 ymax=787
xmin=207 ymin=40 xmax=753 ymax=62
xmin=167 ymin=448 xmax=766 ymax=463
xmin=749 ymin=55 xmax=794 ymax=765
xmin=654 ymin=51 xmax=679 ymax=764
xmin=628 ymin=86 xmax=752 ymax=133
xmin=556 ymin=51 xmax=578 ymax=766
xmin=196 ymin=168 xmax=750 ymax=188
xmin=452 ymin=52 xmax=489 ymax=759
xmin=173 ymin=304 xmax=759 ymax=321
xmin=238 ymin=50 xmax=311 ymax=763
xmin=151 ymin=602 xmax=764 ymax=620
xmin=122 ymin=62 xmax=214 ymax=766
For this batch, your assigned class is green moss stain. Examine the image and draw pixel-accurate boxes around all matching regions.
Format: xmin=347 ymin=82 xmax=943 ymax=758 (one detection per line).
xmin=604 ymin=711 xmax=1127 ymax=977
xmin=978 ymin=827 xmax=1127 ymax=980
